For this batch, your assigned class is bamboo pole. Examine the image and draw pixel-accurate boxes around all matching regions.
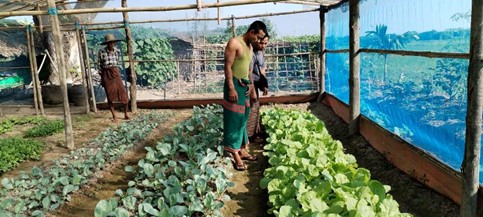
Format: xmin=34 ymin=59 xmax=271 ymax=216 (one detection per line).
xmin=317 ymin=6 xmax=326 ymax=102
xmin=29 ymin=27 xmax=44 ymax=115
xmin=82 ymin=27 xmax=97 ymax=113
xmin=0 ymin=0 xmax=288 ymax=17
xmin=35 ymin=4 xmax=44 ymax=33
xmin=0 ymin=66 xmax=30 ymax=69
xmin=177 ymin=61 xmax=181 ymax=94
xmin=47 ymin=0 xmax=74 ymax=149
xmin=360 ymin=48 xmax=469 ymax=59
xmin=122 ymin=0 xmax=137 ymax=113
xmin=461 ymin=0 xmax=483 ymax=216
xmin=348 ymin=0 xmax=360 ymax=136
xmin=231 ymin=15 xmax=236 ymax=37
xmin=217 ymin=0 xmax=221 ymax=25
xmin=197 ymin=0 xmax=203 ymax=11
xmin=26 ymin=27 xmax=39 ymax=115
xmin=75 ymin=24 xmax=90 ymax=114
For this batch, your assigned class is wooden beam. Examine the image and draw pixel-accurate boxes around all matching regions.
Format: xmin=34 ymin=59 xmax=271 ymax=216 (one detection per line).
xmin=0 ymin=0 xmax=288 ymax=17
xmin=75 ymin=24 xmax=90 ymax=114
xmin=348 ymin=0 xmax=360 ymax=135
xmin=360 ymin=48 xmax=469 ymax=59
xmin=461 ymin=0 xmax=483 ymax=216
xmin=47 ymin=0 xmax=74 ymax=150
xmin=317 ymin=6 xmax=326 ymax=102
xmin=96 ymin=93 xmax=318 ymax=109
xmin=29 ymin=27 xmax=44 ymax=115
xmin=26 ymin=27 xmax=39 ymax=115
xmin=122 ymin=0 xmax=137 ymax=113
xmin=81 ymin=27 xmax=97 ymax=113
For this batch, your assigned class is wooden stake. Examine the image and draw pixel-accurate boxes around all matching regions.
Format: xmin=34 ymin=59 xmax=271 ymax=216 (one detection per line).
xmin=461 ymin=0 xmax=483 ymax=216
xmin=348 ymin=0 xmax=360 ymax=136
xmin=81 ymin=27 xmax=97 ymax=113
xmin=122 ymin=0 xmax=137 ymax=113
xmin=47 ymin=0 xmax=74 ymax=149
xmin=75 ymin=24 xmax=90 ymax=113
xmin=217 ymin=0 xmax=221 ymax=25
xmin=231 ymin=15 xmax=236 ymax=37
xmin=26 ymin=27 xmax=39 ymax=115
xmin=29 ymin=28 xmax=44 ymax=115
xmin=317 ymin=6 xmax=326 ymax=102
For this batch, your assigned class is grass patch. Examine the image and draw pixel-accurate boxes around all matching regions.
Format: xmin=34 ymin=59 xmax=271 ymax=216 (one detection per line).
xmin=0 ymin=137 xmax=44 ymax=173
xmin=24 ymin=119 xmax=64 ymax=138
xmin=0 ymin=116 xmax=47 ymax=135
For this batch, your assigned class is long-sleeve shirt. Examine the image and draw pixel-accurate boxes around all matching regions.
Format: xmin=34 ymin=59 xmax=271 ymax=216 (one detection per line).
xmin=250 ymin=50 xmax=266 ymax=82
xmin=97 ymin=47 xmax=120 ymax=70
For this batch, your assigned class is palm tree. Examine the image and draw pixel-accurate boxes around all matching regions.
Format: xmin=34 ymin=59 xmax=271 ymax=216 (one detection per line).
xmin=365 ymin=24 xmax=416 ymax=82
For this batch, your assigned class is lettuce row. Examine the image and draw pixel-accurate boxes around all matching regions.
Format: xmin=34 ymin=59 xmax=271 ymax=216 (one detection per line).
xmin=260 ymin=108 xmax=412 ymax=217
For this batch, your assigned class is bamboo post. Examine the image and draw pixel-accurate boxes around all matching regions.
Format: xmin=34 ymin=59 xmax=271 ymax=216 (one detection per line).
xmin=122 ymin=0 xmax=137 ymax=113
xmin=29 ymin=27 xmax=44 ymax=115
xmin=231 ymin=15 xmax=236 ymax=37
xmin=461 ymin=0 xmax=483 ymax=216
xmin=47 ymin=0 xmax=74 ymax=149
xmin=317 ymin=6 xmax=326 ymax=102
xmin=348 ymin=0 xmax=360 ymax=136
xmin=35 ymin=4 xmax=44 ymax=34
xmin=75 ymin=22 xmax=90 ymax=113
xmin=196 ymin=0 xmax=203 ymax=11
xmin=177 ymin=61 xmax=180 ymax=94
xmin=26 ymin=26 xmax=39 ymax=115
xmin=81 ymin=28 xmax=97 ymax=113
xmin=217 ymin=0 xmax=221 ymax=25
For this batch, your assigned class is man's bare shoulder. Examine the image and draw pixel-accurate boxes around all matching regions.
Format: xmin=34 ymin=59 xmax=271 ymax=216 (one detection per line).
xmin=226 ymin=37 xmax=242 ymax=50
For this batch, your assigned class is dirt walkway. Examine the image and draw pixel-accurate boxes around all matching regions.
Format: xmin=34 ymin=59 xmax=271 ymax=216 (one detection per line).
xmin=48 ymin=109 xmax=193 ymax=217
xmin=220 ymin=138 xmax=271 ymax=217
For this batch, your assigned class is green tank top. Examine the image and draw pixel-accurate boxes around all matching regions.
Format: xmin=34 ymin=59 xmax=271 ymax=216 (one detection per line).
xmin=231 ymin=37 xmax=252 ymax=80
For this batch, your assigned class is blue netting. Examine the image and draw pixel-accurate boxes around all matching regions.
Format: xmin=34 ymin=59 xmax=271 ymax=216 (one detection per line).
xmin=326 ymin=0 xmax=478 ymax=182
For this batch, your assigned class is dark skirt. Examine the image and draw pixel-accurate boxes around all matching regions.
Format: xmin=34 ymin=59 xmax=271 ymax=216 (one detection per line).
xmin=246 ymin=100 xmax=261 ymax=138
xmin=100 ymin=67 xmax=128 ymax=104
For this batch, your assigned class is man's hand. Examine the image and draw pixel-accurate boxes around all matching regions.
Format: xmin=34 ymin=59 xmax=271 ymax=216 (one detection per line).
xmin=250 ymin=87 xmax=257 ymax=103
xmin=229 ymin=87 xmax=238 ymax=103
xmin=246 ymin=84 xmax=254 ymax=96
xmin=262 ymin=87 xmax=268 ymax=96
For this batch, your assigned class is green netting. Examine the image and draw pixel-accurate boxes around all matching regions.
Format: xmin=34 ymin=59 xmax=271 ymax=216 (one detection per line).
xmin=0 ymin=76 xmax=23 ymax=89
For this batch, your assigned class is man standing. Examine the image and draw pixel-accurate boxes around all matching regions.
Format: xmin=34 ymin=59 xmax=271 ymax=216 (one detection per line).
xmin=98 ymin=33 xmax=130 ymax=122
xmin=247 ymin=35 xmax=269 ymax=140
xmin=223 ymin=21 xmax=267 ymax=171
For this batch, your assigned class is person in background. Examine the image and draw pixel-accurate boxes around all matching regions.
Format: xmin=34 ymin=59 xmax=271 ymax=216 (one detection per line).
xmin=223 ymin=21 xmax=267 ymax=171
xmin=98 ymin=33 xmax=130 ymax=122
xmin=247 ymin=35 xmax=269 ymax=141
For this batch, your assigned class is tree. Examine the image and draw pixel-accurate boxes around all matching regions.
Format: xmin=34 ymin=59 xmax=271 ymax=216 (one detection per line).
xmin=365 ymin=24 xmax=417 ymax=82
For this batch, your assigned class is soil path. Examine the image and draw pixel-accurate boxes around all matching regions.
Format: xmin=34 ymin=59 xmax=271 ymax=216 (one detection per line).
xmin=220 ymin=138 xmax=272 ymax=217
xmin=48 ymin=109 xmax=193 ymax=217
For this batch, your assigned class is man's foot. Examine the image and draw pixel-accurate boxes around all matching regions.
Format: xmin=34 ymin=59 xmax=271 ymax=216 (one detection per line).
xmin=124 ymin=114 xmax=130 ymax=120
xmin=233 ymin=162 xmax=248 ymax=171
xmin=231 ymin=151 xmax=247 ymax=171
xmin=239 ymin=149 xmax=258 ymax=161
xmin=111 ymin=118 xmax=118 ymax=123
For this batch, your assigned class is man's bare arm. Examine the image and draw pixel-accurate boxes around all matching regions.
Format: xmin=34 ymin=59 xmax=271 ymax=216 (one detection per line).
xmin=224 ymin=38 xmax=239 ymax=89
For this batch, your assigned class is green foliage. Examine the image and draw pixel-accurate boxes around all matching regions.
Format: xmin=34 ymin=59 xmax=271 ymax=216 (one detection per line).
xmin=86 ymin=26 xmax=176 ymax=88
xmin=207 ymin=18 xmax=278 ymax=44
xmin=0 ymin=138 xmax=44 ymax=173
xmin=260 ymin=108 xmax=411 ymax=217
xmin=95 ymin=105 xmax=232 ymax=217
xmin=0 ymin=116 xmax=47 ymax=135
xmin=24 ymin=120 xmax=64 ymax=138
xmin=0 ymin=111 xmax=171 ymax=216
xmin=132 ymin=37 xmax=176 ymax=87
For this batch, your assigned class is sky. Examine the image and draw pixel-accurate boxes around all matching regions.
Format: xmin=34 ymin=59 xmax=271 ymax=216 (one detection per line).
xmin=92 ymin=0 xmax=321 ymax=37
